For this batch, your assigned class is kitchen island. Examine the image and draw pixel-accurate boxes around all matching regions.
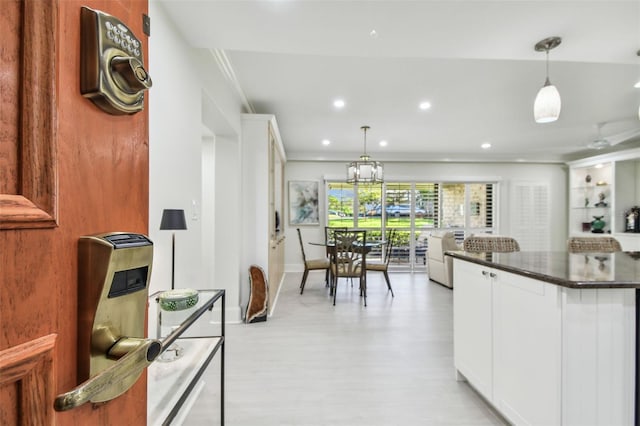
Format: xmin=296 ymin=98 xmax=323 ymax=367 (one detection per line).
xmin=446 ymin=251 xmax=640 ymax=426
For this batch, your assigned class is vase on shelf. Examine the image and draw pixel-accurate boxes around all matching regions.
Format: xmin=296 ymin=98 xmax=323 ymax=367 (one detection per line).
xmin=594 ymin=192 xmax=608 ymax=207
xmin=591 ymin=216 xmax=605 ymax=233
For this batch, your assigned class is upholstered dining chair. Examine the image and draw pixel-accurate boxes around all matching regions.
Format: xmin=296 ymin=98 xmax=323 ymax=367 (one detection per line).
xmin=567 ymin=236 xmax=622 ymax=253
xmin=462 ymin=235 xmax=520 ymax=252
xmin=297 ymin=228 xmax=330 ymax=294
xmin=365 ymin=229 xmax=396 ymax=297
xmin=330 ymin=229 xmax=367 ymax=306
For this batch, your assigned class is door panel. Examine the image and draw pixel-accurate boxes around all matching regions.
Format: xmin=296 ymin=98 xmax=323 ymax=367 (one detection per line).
xmin=0 ymin=0 xmax=57 ymax=229
xmin=1 ymin=0 xmax=150 ymax=424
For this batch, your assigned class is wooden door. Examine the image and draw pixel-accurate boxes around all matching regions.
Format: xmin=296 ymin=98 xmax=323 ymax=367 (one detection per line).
xmin=1 ymin=0 xmax=150 ymax=424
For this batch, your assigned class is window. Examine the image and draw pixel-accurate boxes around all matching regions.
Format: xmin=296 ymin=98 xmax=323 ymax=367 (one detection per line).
xmin=326 ymin=180 xmax=496 ymax=270
xmin=327 ymin=182 xmax=356 ymax=227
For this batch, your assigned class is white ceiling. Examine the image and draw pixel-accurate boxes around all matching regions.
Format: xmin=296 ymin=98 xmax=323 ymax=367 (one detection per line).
xmin=159 ymin=0 xmax=640 ymax=163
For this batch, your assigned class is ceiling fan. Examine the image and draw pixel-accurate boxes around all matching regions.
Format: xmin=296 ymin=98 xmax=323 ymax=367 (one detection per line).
xmin=587 ymin=121 xmax=640 ymax=150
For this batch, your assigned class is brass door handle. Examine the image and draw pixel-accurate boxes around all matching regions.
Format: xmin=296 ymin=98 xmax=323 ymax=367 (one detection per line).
xmin=54 ymin=338 xmax=161 ymax=411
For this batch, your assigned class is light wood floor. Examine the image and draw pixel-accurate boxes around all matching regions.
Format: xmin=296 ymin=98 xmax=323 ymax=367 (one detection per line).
xmin=182 ymin=271 xmax=507 ymax=425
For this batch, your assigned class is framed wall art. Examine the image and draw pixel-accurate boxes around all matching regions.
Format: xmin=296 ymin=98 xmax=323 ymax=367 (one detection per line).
xmin=289 ymin=180 xmax=319 ymax=225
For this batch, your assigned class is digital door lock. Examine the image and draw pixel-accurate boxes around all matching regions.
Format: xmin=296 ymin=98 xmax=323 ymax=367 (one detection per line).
xmin=54 ymin=233 xmax=159 ymax=411
xmin=80 ymin=7 xmax=152 ymax=115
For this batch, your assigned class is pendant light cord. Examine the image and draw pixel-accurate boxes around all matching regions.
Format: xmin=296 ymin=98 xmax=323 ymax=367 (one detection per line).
xmin=363 ymin=126 xmax=368 ymax=155
xmin=545 ymin=49 xmax=550 ymax=83
xmin=360 ymin=125 xmax=370 ymax=158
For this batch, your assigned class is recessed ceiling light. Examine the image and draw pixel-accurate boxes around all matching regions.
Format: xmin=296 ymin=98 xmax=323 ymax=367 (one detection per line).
xmin=333 ymin=99 xmax=345 ymax=109
xmin=419 ymin=101 xmax=431 ymax=110
xmin=481 ymin=143 xmax=492 ymax=149
xmin=595 ymin=163 xmax=603 ymax=169
xmin=369 ymin=29 xmax=378 ymax=39
xmin=379 ymin=140 xmax=388 ymax=147
xmin=322 ymin=139 xmax=331 ymax=146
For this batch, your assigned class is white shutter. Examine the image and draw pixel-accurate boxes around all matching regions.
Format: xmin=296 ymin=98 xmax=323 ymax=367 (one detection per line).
xmin=510 ymin=181 xmax=550 ymax=251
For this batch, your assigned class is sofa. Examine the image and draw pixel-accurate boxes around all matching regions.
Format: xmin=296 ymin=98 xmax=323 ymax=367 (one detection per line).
xmin=427 ymin=232 xmax=460 ymax=288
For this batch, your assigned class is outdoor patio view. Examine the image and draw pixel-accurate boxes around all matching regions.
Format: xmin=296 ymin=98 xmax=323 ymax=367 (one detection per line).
xmin=327 ymin=181 xmax=495 ymax=269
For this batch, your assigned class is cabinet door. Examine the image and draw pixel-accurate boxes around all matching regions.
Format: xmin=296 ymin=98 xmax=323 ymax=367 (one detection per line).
xmin=453 ymin=260 xmax=493 ymax=400
xmin=493 ymin=271 xmax=561 ymax=426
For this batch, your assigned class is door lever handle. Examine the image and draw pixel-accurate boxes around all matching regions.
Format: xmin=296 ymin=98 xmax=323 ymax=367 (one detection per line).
xmin=54 ymin=338 xmax=161 ymax=411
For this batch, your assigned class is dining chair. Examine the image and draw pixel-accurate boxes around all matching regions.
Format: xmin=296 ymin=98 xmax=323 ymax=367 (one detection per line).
xmin=330 ymin=229 xmax=367 ymax=306
xmin=324 ymin=226 xmax=347 ymax=254
xmin=567 ymin=236 xmax=622 ymax=253
xmin=324 ymin=226 xmax=348 ymax=243
xmin=297 ymin=228 xmax=330 ymax=294
xmin=365 ymin=229 xmax=395 ymax=297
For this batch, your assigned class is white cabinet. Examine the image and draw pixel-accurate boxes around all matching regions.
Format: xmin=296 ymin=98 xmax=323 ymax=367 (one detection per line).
xmin=241 ymin=114 xmax=286 ymax=313
xmin=453 ymin=260 xmax=494 ymax=399
xmin=454 ymin=260 xmax=561 ymax=425
xmin=492 ymin=271 xmax=561 ymax=425
xmin=567 ymin=147 xmax=640 ymax=250
xmin=453 ymin=258 xmax=635 ymax=426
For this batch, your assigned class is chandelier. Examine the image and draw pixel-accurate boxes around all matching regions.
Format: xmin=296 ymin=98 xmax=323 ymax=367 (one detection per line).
xmin=346 ymin=125 xmax=384 ymax=184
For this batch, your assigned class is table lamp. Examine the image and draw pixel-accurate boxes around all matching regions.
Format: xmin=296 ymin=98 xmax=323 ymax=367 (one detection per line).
xmin=160 ymin=209 xmax=187 ymax=290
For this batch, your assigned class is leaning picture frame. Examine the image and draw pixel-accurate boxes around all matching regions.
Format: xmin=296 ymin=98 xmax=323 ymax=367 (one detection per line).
xmin=289 ymin=180 xmax=320 ymax=225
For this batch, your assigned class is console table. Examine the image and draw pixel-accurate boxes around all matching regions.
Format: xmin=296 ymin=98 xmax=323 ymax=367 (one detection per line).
xmin=147 ymin=289 xmax=225 ymax=425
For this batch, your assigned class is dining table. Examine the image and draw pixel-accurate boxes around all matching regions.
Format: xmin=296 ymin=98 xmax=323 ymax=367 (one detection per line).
xmin=308 ymin=239 xmax=385 ymax=298
xmin=308 ymin=240 xmax=385 ymax=250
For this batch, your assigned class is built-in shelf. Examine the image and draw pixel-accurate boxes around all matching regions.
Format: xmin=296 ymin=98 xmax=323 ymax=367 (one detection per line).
xmin=567 ymin=148 xmax=640 ymax=251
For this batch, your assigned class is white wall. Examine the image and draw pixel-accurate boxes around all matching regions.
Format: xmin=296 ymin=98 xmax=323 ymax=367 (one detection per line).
xmin=149 ymin=4 xmax=202 ymax=293
xmin=149 ymin=2 xmax=244 ymax=321
xmin=284 ymin=160 xmax=568 ymax=271
xmin=213 ymin=136 xmax=242 ymax=317
xmin=202 ymin=134 xmax=215 ymax=289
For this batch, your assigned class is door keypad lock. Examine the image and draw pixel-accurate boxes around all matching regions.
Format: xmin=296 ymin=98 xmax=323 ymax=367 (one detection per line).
xmin=54 ymin=233 xmax=159 ymax=411
xmin=81 ymin=7 xmax=152 ymax=115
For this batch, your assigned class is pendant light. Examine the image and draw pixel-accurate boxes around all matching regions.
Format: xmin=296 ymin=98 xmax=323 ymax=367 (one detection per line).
xmin=534 ymin=36 xmax=562 ymax=123
xmin=346 ymin=125 xmax=384 ymax=184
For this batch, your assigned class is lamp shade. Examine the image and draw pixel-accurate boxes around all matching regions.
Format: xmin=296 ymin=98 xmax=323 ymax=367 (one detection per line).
xmin=534 ymin=81 xmax=561 ymax=123
xmin=160 ymin=209 xmax=187 ymax=230
xmin=346 ymin=159 xmax=384 ymax=184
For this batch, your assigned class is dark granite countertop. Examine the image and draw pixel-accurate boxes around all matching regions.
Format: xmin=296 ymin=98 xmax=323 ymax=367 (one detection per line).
xmin=446 ymin=251 xmax=640 ymax=289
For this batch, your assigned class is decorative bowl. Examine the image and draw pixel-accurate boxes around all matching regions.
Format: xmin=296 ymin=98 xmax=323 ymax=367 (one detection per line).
xmin=158 ymin=288 xmax=199 ymax=311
